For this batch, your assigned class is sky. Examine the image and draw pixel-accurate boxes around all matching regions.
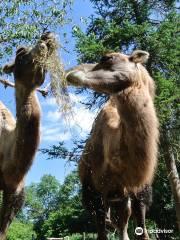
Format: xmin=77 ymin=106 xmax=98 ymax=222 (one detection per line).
xmin=0 ymin=0 xmax=97 ymax=186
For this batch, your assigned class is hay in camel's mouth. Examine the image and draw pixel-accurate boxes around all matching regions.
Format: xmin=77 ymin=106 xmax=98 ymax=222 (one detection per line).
xmin=34 ymin=34 xmax=73 ymax=123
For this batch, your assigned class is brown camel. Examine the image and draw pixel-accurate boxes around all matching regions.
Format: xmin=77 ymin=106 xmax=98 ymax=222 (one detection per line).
xmin=66 ymin=50 xmax=159 ymax=240
xmin=0 ymin=32 xmax=55 ymax=239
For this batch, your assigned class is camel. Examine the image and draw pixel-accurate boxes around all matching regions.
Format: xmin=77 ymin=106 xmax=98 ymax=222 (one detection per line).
xmin=66 ymin=50 xmax=159 ymax=240
xmin=0 ymin=32 xmax=55 ymax=239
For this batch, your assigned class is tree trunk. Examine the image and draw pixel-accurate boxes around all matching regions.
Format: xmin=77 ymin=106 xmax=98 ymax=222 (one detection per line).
xmin=162 ymin=134 xmax=180 ymax=230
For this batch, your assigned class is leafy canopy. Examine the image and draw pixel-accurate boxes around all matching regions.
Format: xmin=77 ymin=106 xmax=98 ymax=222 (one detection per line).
xmin=0 ymin=0 xmax=73 ymax=73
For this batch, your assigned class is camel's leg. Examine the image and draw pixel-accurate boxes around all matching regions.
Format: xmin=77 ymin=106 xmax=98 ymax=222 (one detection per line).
xmin=132 ymin=185 xmax=152 ymax=240
xmin=109 ymin=197 xmax=131 ymax=240
xmin=0 ymin=188 xmax=25 ymax=240
xmin=82 ymin=183 xmax=107 ymax=240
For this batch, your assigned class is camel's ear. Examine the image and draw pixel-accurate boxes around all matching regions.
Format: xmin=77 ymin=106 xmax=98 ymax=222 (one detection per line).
xmin=129 ymin=50 xmax=149 ymax=64
xmin=3 ymin=62 xmax=15 ymax=74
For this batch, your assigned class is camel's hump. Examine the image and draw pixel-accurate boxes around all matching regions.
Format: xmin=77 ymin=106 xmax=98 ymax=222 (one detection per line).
xmin=0 ymin=101 xmax=16 ymax=129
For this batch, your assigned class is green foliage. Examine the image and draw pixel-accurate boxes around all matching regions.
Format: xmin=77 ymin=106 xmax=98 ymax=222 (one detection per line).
xmin=22 ymin=174 xmax=60 ymax=223
xmin=0 ymin=191 xmax=2 ymax=207
xmin=7 ymin=220 xmax=36 ymax=240
xmin=150 ymin=148 xmax=180 ymax=239
xmin=36 ymin=171 xmax=93 ymax=238
xmin=70 ymin=233 xmax=83 ymax=240
xmin=69 ymin=233 xmax=96 ymax=240
xmin=0 ymin=0 xmax=73 ymax=74
xmin=19 ymin=172 xmax=93 ymax=239
xmin=37 ymin=174 xmax=60 ymax=212
xmin=73 ymin=27 xmax=107 ymax=63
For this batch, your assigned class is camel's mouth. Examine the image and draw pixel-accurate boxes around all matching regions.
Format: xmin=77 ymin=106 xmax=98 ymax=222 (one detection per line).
xmin=31 ymin=42 xmax=48 ymax=61
xmin=15 ymin=32 xmax=57 ymax=67
xmin=40 ymin=32 xmax=58 ymax=54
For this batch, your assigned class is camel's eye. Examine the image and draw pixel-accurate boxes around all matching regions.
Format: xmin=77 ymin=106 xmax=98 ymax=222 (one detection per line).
xmin=100 ymin=55 xmax=114 ymax=63
xmin=16 ymin=47 xmax=26 ymax=56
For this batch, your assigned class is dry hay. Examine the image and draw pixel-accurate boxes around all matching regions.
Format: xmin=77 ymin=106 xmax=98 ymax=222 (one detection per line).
xmin=35 ymin=34 xmax=73 ymax=123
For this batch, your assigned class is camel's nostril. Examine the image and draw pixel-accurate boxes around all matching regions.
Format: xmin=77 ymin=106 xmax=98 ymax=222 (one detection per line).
xmin=41 ymin=32 xmax=55 ymax=41
xmin=31 ymin=42 xmax=48 ymax=58
xmin=39 ymin=43 xmax=47 ymax=50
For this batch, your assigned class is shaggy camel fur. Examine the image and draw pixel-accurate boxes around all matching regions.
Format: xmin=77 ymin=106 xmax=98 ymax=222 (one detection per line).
xmin=0 ymin=32 xmax=54 ymax=240
xmin=66 ymin=50 xmax=159 ymax=240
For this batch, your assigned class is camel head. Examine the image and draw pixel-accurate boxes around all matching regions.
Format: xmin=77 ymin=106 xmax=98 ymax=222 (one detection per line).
xmin=66 ymin=50 xmax=149 ymax=94
xmin=3 ymin=32 xmax=56 ymax=89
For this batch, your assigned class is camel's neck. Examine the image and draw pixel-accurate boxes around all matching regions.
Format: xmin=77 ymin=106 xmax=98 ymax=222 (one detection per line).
xmin=115 ymin=92 xmax=158 ymax=157
xmin=14 ymin=83 xmax=41 ymax=174
xmin=112 ymin=92 xmax=159 ymax=189
xmin=117 ymin=92 xmax=154 ymax=126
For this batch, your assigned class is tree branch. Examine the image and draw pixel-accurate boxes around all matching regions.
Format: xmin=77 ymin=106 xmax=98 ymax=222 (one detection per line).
xmin=0 ymin=78 xmax=49 ymax=97
xmin=0 ymin=78 xmax=14 ymax=88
